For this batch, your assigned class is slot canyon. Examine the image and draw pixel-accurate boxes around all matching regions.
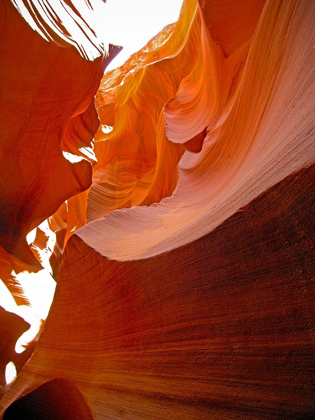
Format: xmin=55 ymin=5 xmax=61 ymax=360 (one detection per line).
xmin=0 ymin=0 xmax=314 ymax=418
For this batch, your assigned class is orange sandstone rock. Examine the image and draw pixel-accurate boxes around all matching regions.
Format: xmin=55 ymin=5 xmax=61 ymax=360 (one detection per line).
xmin=1 ymin=0 xmax=315 ymax=418
xmin=0 ymin=0 xmax=117 ymax=270
xmin=2 ymin=163 xmax=315 ymax=419
xmin=77 ymin=0 xmax=315 ymax=261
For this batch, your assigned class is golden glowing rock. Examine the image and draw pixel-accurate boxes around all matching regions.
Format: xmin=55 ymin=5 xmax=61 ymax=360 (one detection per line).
xmin=1 ymin=0 xmax=315 ymax=418
xmin=77 ymin=0 xmax=314 ymax=262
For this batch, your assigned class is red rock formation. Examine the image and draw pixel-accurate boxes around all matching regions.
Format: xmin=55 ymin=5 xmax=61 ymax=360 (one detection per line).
xmin=77 ymin=0 xmax=314 ymax=261
xmin=0 ymin=0 xmax=118 ymax=270
xmin=0 ymin=307 xmax=30 ymax=393
xmin=3 ymin=378 xmax=94 ymax=420
xmin=1 ymin=0 xmax=315 ymax=418
xmin=2 ymin=163 xmax=315 ymax=419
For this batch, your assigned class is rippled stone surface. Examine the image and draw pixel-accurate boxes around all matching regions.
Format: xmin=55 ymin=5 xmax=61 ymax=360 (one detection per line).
xmin=0 ymin=0 xmax=314 ymax=418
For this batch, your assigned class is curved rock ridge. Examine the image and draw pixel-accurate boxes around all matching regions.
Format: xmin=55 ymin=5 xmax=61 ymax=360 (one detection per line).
xmin=74 ymin=0 xmax=315 ymax=261
xmin=10 ymin=0 xmax=109 ymax=60
xmin=0 ymin=0 xmax=118 ymax=273
xmin=3 ymin=378 xmax=94 ymax=419
xmin=0 ymin=0 xmax=118 ymax=387
xmin=0 ymin=0 xmax=315 ymax=418
xmin=1 ymin=162 xmax=314 ymax=419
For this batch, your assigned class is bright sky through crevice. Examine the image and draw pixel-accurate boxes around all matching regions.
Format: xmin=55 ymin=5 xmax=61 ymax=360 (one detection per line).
xmin=99 ymin=0 xmax=184 ymax=71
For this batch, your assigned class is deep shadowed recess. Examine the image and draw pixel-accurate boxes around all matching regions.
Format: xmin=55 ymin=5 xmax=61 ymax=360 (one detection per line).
xmin=3 ymin=378 xmax=94 ymax=420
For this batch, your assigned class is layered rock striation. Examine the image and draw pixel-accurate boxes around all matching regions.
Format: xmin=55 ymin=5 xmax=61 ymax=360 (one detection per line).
xmin=0 ymin=0 xmax=314 ymax=418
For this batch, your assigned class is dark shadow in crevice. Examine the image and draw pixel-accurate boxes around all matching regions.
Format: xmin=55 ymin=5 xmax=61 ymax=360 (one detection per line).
xmin=3 ymin=378 xmax=94 ymax=420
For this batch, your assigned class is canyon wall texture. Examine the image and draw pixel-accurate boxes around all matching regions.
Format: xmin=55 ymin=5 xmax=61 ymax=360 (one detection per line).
xmin=0 ymin=0 xmax=314 ymax=418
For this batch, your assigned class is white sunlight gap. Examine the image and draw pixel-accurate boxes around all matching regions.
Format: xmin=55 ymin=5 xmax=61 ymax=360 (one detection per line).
xmin=97 ymin=0 xmax=184 ymax=71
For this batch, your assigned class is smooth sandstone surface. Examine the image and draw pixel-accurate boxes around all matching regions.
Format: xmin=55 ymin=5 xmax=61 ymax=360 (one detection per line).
xmin=2 ymin=163 xmax=315 ymax=419
xmin=0 ymin=0 xmax=314 ymax=418
xmin=77 ymin=0 xmax=315 ymax=260
xmin=0 ymin=0 xmax=116 ymax=270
